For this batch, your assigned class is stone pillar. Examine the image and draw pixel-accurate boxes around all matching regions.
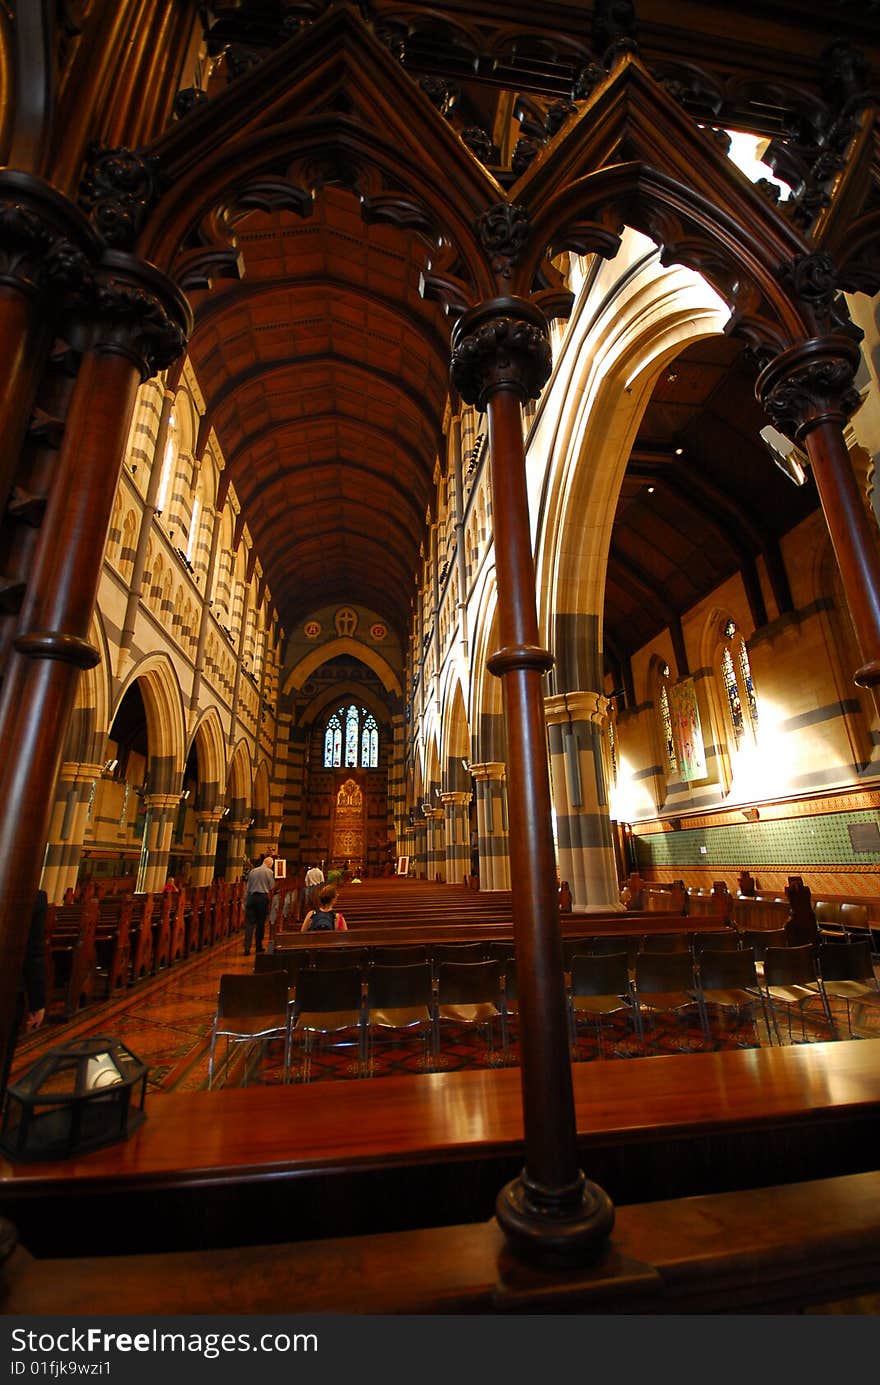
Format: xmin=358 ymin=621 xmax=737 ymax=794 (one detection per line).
xmin=426 ymin=807 xmax=446 ymax=882
xmin=440 ymin=789 xmax=471 ymax=887
xmin=469 ymin=764 xmax=510 ymax=890
xmin=389 ymin=713 xmax=406 ymax=844
xmin=226 ymin=819 xmax=249 ymax=883
xmin=0 ymin=247 xmax=189 ymax=1088
xmin=411 ymin=819 xmax=428 ymax=878
xmin=191 ymin=810 xmax=223 ymax=887
xmin=758 ymin=332 xmax=880 ymax=689
xmin=40 ymin=762 xmax=104 ymax=903
xmin=545 ymin=692 xmax=622 ymax=913
xmin=451 ymin=294 xmax=612 ymax=1265
xmin=136 ymin=793 xmax=182 ymax=894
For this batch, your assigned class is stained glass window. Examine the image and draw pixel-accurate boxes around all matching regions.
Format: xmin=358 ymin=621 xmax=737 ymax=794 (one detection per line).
xmin=660 ymin=683 xmax=677 ymax=773
xmin=324 ymin=706 xmax=380 ymax=767
xmin=362 ymin=714 xmax=378 ymax=768
xmin=738 ymin=640 xmax=759 ymax=729
xmin=721 ymin=646 xmax=745 ymax=744
xmin=607 ymin=714 xmax=618 ymax=786
xmin=345 ymin=705 xmax=359 ymax=767
xmin=324 ymin=713 xmax=342 ymax=768
xmin=720 ymin=620 xmax=758 ymax=747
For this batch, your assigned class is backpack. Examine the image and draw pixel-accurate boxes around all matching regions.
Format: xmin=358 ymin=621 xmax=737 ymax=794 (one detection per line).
xmin=308 ymin=908 xmax=336 ymax=931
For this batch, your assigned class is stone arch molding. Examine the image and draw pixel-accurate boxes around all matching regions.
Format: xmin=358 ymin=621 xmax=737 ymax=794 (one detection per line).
xmin=534 ymin=235 xmax=731 ymax=669
xmin=283 ymin=636 xmax=403 ymax=699
xmin=113 ymin=654 xmax=187 ymax=793
xmin=188 ymin=707 xmax=228 ymax=800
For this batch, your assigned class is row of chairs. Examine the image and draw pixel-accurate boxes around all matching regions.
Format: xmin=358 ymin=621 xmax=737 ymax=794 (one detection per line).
xmin=208 ymin=958 xmax=510 ymax=1086
xmin=208 ymin=937 xmax=880 ymax=1086
xmin=570 ymin=938 xmax=880 ymax=1055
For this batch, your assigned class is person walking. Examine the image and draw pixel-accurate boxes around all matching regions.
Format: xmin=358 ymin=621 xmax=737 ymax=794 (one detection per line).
xmin=302 ymin=862 xmax=325 ymax=916
xmin=243 ymin=853 xmax=275 ymax=955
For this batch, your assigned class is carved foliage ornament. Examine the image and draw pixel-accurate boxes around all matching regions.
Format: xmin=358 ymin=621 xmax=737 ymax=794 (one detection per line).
xmin=91 ymin=279 xmax=188 ymax=380
xmin=0 ymin=202 xmax=91 ymax=299
xmin=757 ymin=338 xmax=863 ymax=442
xmin=451 ymin=313 xmax=552 ymax=409
xmin=779 ymin=252 xmax=861 ymax=339
xmin=477 ymin=204 xmax=531 ymax=282
xmin=81 ymin=145 xmax=161 ymax=251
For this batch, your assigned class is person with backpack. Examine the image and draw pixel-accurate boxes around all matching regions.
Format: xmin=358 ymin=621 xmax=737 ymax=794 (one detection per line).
xmin=301 ymin=883 xmax=347 ymax=932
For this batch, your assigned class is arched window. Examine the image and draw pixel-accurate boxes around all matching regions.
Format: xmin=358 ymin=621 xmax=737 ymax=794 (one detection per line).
xmin=324 ymin=713 xmax=342 ymax=768
xmin=720 ymin=620 xmax=758 ymax=747
xmin=657 ymin=663 xmax=678 ymax=776
xmin=323 ymin=706 xmax=380 ymax=768
xmin=362 ymin=714 xmax=378 ymax=769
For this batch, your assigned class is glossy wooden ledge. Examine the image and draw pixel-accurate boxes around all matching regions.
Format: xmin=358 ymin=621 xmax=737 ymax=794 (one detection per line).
xmin=1 ymin=1039 xmax=878 ymax=1196
xmin=5 ymin=1168 xmax=880 ymax=1315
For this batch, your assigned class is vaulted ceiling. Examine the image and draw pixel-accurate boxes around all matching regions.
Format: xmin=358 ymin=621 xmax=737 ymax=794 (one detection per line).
xmin=185 ymin=1 xmax=877 ymax=663
xmin=187 ymin=189 xmax=451 ymax=639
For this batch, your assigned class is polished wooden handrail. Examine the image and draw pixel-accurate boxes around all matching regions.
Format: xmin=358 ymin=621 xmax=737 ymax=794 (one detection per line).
xmin=2 ymin=1039 xmax=877 ymax=1194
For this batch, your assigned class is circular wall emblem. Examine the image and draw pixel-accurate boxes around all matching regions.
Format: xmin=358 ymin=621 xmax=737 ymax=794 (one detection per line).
xmin=370 ymin=622 xmax=387 ymax=641
xmin=304 ymin=620 xmax=321 ymax=639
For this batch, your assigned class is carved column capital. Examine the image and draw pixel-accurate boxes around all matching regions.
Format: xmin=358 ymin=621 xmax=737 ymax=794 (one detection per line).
xmin=0 ymin=171 xmax=98 ymax=305
xmin=144 ymin=793 xmax=183 ymax=813
xmin=469 ymin=762 xmax=506 ymax=782
xmin=450 ymin=296 xmax=552 ymax=411
xmin=85 ymin=251 xmax=192 ymax=381
xmin=439 ymin=790 xmax=471 ymax=807
xmin=756 ymin=335 xmax=863 ymax=443
xmin=544 ymin=691 xmax=610 ymax=726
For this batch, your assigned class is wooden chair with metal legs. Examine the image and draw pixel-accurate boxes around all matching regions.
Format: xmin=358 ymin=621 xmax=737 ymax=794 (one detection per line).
xmin=761 ymin=944 xmax=836 ymax=1044
xmin=435 ymin=960 xmax=504 ymax=1062
xmin=690 ymin=930 xmax=739 ymax=959
xmin=207 ymin=972 xmax=292 ymax=1088
xmin=289 ymin=965 xmax=366 ymax=1081
xmin=817 ymin=940 xmax=880 ymax=1038
xmin=569 ymin=952 xmax=638 ymax=1059
xmin=364 ymin=962 xmax=436 ymax=1073
xmin=693 ymin=946 xmax=773 ymax=1047
xmin=633 ymin=951 xmax=701 ymax=1053
xmin=369 ymin=945 xmax=430 ymax=967
xmin=640 ymin=933 xmax=690 ymax=953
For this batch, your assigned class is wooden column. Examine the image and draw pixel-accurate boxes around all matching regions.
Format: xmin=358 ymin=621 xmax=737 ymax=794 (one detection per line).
xmin=758 ymin=336 xmax=880 ymax=688
xmin=451 ymin=297 xmax=613 ymax=1265
xmin=0 ymin=250 xmax=190 ymax=1089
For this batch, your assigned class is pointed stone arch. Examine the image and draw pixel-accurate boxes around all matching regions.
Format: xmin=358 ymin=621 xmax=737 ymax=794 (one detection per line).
xmin=226 ymin=738 xmax=253 ymax=811
xmin=113 ymin=654 xmax=187 ymax=794
xmin=533 ymin=234 xmax=731 ymax=693
xmin=188 ymin=707 xmax=227 ymax=808
xmin=283 ymin=637 xmax=402 ymax=698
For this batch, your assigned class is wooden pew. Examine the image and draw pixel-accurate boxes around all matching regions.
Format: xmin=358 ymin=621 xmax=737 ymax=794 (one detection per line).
xmin=93 ymin=896 xmax=132 ymax=998
xmin=128 ymin=894 xmax=154 ymax=981
xmin=44 ymin=900 xmax=98 ymax=1018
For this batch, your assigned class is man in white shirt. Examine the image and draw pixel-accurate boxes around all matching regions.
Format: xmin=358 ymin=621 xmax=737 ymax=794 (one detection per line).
xmin=243 ymin=854 xmax=275 ymax=955
xmin=302 ymin=863 xmax=324 ymax=918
